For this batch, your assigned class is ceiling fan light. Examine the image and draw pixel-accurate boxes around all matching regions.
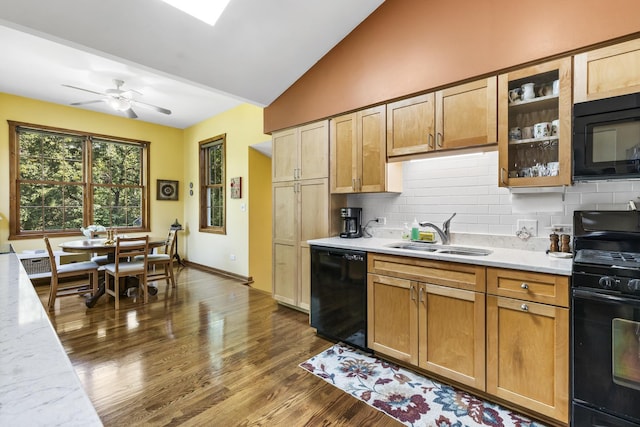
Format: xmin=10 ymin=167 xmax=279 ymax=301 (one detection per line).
xmin=161 ymin=0 xmax=230 ymax=26
xmin=107 ymin=97 xmax=131 ymax=111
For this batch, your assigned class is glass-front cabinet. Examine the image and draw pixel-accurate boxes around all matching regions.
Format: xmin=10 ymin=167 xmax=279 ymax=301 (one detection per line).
xmin=498 ymin=57 xmax=572 ymax=187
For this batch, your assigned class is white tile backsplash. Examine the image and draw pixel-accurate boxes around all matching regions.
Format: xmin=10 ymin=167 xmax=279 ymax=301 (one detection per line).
xmin=347 ymin=150 xmax=640 ymax=246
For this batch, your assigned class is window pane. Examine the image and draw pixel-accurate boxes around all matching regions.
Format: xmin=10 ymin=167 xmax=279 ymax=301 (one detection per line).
xmin=208 ymin=144 xmax=223 ymax=185
xmin=92 ymin=140 xmax=142 ymax=185
xmin=206 ymin=187 xmax=224 ymax=227
xmin=18 ymin=183 xmax=83 ymax=231
xmin=93 ymin=185 xmax=143 ymax=228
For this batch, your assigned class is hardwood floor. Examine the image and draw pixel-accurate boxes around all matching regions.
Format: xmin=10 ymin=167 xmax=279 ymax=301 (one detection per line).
xmin=37 ymin=267 xmax=400 ymax=426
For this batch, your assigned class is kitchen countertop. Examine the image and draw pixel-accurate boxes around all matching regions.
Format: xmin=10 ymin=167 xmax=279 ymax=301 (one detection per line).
xmin=0 ymin=252 xmax=102 ymax=426
xmin=308 ymin=237 xmax=572 ymax=276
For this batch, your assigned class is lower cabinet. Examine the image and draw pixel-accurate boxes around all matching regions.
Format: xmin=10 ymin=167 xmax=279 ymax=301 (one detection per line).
xmin=419 ymin=283 xmax=485 ymax=390
xmin=486 ymin=268 xmax=570 ymax=424
xmin=367 ymin=254 xmax=570 ymax=424
xmin=367 ymin=254 xmax=486 ymax=390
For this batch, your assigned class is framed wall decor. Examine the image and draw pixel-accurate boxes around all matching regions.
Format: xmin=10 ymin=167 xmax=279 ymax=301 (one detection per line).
xmin=230 ymin=176 xmax=242 ymax=199
xmin=157 ymin=179 xmax=179 ymax=201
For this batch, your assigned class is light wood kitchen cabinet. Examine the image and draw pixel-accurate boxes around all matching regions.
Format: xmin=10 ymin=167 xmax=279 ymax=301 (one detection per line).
xmin=330 ymin=105 xmax=402 ymax=193
xmin=272 ymin=120 xmax=329 ymax=183
xmin=367 ymin=254 xmax=486 ymax=389
xmin=498 ymin=57 xmax=572 ymax=188
xmin=386 ymin=93 xmax=435 ymax=157
xmin=486 ymin=267 xmax=569 ymax=424
xmin=574 ymin=37 xmax=640 ymax=103
xmin=386 ymin=77 xmax=497 ymax=160
xmin=272 ymin=120 xmax=344 ymax=311
xmin=367 ymin=273 xmax=418 ymax=365
xmin=272 ymin=178 xmax=332 ymax=310
xmin=418 ymin=283 xmax=485 ymax=390
xmin=435 ymin=77 xmax=497 ymax=151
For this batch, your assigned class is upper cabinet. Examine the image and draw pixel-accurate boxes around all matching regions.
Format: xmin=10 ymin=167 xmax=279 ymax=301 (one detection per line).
xmin=574 ymin=38 xmax=640 ymax=103
xmin=330 ymin=105 xmax=402 ymax=194
xmin=272 ymin=121 xmax=329 ymax=183
xmin=387 ymin=77 xmax=497 ymax=160
xmin=497 ymin=57 xmax=572 ymax=188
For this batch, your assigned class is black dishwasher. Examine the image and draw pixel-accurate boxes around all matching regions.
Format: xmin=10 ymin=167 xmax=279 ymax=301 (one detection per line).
xmin=310 ymin=246 xmax=368 ymax=351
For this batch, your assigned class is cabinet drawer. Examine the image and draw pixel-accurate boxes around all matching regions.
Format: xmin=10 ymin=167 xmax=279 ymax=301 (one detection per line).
xmin=368 ymin=254 xmax=485 ymax=292
xmin=486 ymin=267 xmax=569 ymax=307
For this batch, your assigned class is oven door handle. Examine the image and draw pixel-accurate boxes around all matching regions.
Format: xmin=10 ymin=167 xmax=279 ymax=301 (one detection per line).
xmin=573 ymin=288 xmax=640 ymax=307
xmin=611 ymin=264 xmax=640 ymax=271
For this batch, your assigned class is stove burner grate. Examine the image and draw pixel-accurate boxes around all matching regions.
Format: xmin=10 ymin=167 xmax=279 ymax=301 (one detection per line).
xmin=575 ymin=249 xmax=640 ymax=267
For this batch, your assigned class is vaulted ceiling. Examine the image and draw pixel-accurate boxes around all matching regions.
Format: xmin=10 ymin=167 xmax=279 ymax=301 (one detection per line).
xmin=0 ymin=0 xmax=384 ymax=128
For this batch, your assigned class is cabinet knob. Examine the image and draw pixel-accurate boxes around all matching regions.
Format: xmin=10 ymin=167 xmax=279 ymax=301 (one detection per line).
xmin=419 ymin=287 xmax=424 ymax=303
xmin=436 ymin=132 xmax=443 ymax=148
xmin=520 ymin=304 xmax=529 ymax=311
xmin=520 ymin=282 xmax=529 ymax=290
xmin=428 ymin=133 xmax=434 ymax=149
xmin=410 ymin=285 xmax=416 ymax=301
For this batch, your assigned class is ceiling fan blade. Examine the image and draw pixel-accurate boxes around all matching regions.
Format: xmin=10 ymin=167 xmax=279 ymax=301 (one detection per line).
xmin=70 ymin=99 xmax=106 ymax=106
xmin=124 ymin=108 xmax=138 ymax=119
xmin=133 ymin=100 xmax=172 ymax=115
xmin=62 ymin=84 xmax=106 ymax=96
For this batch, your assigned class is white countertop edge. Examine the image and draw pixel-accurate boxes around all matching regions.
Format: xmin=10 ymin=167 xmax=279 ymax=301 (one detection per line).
xmin=0 ymin=252 xmax=103 ymax=426
xmin=308 ymin=237 xmax=572 ymax=276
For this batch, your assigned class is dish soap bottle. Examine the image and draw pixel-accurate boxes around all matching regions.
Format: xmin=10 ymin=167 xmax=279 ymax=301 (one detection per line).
xmin=402 ymin=222 xmax=411 ymax=240
xmin=411 ymin=218 xmax=420 ymax=241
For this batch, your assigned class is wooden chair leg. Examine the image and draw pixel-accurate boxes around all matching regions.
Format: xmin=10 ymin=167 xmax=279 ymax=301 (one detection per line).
xmin=47 ymin=277 xmax=58 ymax=311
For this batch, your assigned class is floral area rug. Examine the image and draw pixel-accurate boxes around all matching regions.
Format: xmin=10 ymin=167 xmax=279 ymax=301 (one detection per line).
xmin=300 ymin=343 xmax=547 ymax=427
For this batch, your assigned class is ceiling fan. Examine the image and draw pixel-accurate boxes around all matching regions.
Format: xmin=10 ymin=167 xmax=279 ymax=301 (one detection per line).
xmin=62 ymin=79 xmax=172 ymax=119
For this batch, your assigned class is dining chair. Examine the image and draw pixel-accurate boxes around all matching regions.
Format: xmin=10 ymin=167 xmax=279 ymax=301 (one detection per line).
xmin=135 ymin=229 xmax=177 ymax=288
xmin=103 ymin=235 xmax=150 ymax=310
xmin=43 ymin=236 xmax=100 ymax=311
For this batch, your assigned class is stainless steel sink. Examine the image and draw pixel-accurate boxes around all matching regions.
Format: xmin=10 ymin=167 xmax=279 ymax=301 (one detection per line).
xmin=386 ymin=242 xmax=492 ymax=256
xmin=386 ymin=242 xmax=439 ymax=252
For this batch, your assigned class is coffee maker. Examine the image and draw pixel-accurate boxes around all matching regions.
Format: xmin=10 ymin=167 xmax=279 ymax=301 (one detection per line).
xmin=339 ymin=207 xmax=362 ymax=238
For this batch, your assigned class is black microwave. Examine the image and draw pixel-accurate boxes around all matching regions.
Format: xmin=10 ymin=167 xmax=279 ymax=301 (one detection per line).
xmin=573 ymin=92 xmax=640 ymax=181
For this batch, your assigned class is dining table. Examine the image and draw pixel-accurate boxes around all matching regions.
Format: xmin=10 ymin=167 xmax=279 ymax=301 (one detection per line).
xmin=59 ymin=236 xmax=167 ymax=308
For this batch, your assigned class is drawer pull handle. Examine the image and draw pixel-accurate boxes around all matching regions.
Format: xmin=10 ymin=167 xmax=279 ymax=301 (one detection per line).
xmin=521 ymin=304 xmax=529 ymax=311
xmin=521 ymin=283 xmax=529 ymax=290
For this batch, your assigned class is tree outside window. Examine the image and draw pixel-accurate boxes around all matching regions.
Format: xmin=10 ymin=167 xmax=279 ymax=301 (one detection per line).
xmin=9 ymin=122 xmax=149 ymax=239
xmin=199 ymin=134 xmax=226 ymax=234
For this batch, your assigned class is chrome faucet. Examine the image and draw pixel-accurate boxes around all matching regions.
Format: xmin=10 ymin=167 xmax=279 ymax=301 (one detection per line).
xmin=419 ymin=213 xmax=456 ymax=245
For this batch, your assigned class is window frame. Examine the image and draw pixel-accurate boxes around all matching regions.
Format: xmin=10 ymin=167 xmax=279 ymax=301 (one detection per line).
xmin=199 ymin=134 xmax=226 ymax=234
xmin=8 ymin=121 xmax=150 ymax=240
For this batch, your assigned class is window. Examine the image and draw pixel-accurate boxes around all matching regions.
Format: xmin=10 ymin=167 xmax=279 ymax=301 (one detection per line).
xmin=199 ymin=134 xmax=226 ymax=234
xmin=9 ymin=121 xmax=149 ymax=239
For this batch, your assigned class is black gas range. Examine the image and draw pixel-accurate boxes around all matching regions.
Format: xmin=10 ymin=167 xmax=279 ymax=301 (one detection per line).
xmin=572 ymin=210 xmax=640 ymax=427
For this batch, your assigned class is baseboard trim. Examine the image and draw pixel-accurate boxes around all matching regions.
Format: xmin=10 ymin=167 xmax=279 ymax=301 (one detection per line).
xmin=182 ymin=260 xmax=252 ymax=284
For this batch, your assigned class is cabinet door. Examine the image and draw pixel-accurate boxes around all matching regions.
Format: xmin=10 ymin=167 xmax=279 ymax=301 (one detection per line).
xmin=359 ymin=105 xmax=387 ymax=193
xmin=497 ymin=57 xmax=572 ymax=187
xmin=330 ymin=113 xmax=357 ymax=193
xmin=299 ymin=121 xmax=329 ymax=180
xmin=486 ymin=295 xmax=569 ymax=423
xmin=574 ymin=38 xmax=640 ymax=103
xmin=272 ymin=128 xmax=297 ymax=182
xmin=298 ymin=179 xmax=329 ymax=311
xmin=272 ymin=182 xmax=296 ymax=305
xmin=419 ymin=283 xmax=486 ymax=390
xmin=272 ymin=182 xmax=296 ymax=243
xmin=367 ymin=273 xmax=418 ymax=365
xmin=435 ymin=77 xmax=497 ymax=150
xmin=273 ymin=243 xmax=296 ymax=306
xmin=387 ymin=93 xmax=435 ymax=157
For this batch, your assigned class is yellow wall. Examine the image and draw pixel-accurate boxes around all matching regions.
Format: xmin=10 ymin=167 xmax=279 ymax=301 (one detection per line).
xmin=182 ymin=104 xmax=268 ymax=278
xmin=0 ymin=93 xmax=184 ymax=253
xmin=248 ymin=148 xmax=272 ymax=293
